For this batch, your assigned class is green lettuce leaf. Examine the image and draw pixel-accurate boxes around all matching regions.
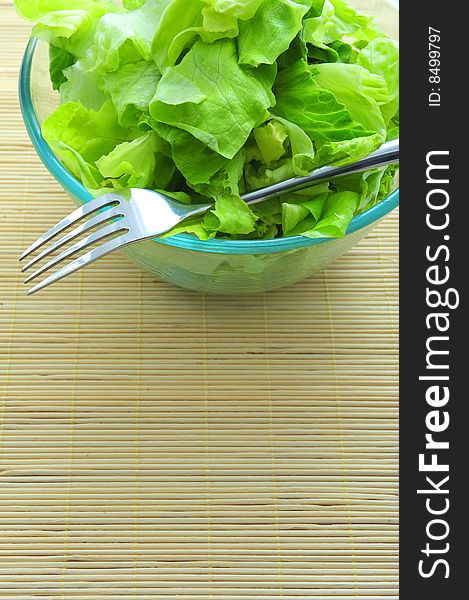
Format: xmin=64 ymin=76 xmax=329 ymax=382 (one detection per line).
xmin=238 ymin=0 xmax=313 ymax=67
xmin=14 ymin=0 xmax=119 ymax=55
xmin=274 ymin=60 xmax=374 ymax=142
xmin=41 ymin=101 xmax=133 ymax=190
xmin=199 ymin=151 xmax=257 ymax=236
xmin=151 ymin=0 xmax=205 ymax=72
xmin=245 ymin=114 xmax=316 ymax=190
xmin=306 ymin=0 xmax=326 ymax=18
xmin=304 ymin=0 xmax=378 ymax=50
xmin=204 ymin=0 xmax=265 ymax=20
xmin=102 ymin=61 xmax=160 ymax=126
xmin=148 ymin=121 xmax=228 ymax=186
xmin=150 ymin=39 xmax=275 ymax=159
xmin=282 ymin=193 xmax=328 ymax=236
xmin=42 ymin=100 xmax=131 ymax=161
xmin=49 ymin=45 xmax=75 ymax=90
xmin=253 ymin=120 xmax=289 ymax=165
xmin=312 ymin=62 xmax=388 ymax=133
xmin=123 ymin=0 xmax=147 ymax=8
xmin=14 ymin=0 xmax=113 ymax=20
xmin=60 ymin=59 xmax=107 ymax=110
xmin=273 ymin=115 xmax=316 ymax=174
xmin=91 ymin=1 xmax=167 ymax=72
xmin=333 ymin=164 xmax=398 ymax=211
xmin=302 ymin=190 xmax=359 ymax=238
xmin=151 ymin=0 xmax=238 ymax=71
xmin=314 ymin=131 xmax=384 ymax=168
xmin=95 ymin=131 xmax=168 ymax=189
xmin=358 ymin=37 xmax=399 ymax=124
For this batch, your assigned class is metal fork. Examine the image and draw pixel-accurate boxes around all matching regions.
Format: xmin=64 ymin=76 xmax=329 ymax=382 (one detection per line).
xmin=20 ymin=138 xmax=399 ymax=295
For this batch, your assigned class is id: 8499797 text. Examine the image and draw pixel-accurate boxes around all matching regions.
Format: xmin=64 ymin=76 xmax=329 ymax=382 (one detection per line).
xmin=428 ymin=27 xmax=441 ymax=107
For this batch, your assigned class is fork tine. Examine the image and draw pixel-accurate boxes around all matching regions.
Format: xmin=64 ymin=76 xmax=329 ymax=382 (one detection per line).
xmin=24 ymin=221 xmax=128 ymax=285
xmin=26 ymin=236 xmax=129 ymax=296
xmin=19 ymin=194 xmax=121 ymax=262
xmin=21 ymin=209 xmax=123 ymax=273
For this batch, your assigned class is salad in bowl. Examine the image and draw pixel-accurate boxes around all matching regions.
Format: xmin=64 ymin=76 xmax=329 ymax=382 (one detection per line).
xmin=17 ymin=0 xmax=399 ymax=293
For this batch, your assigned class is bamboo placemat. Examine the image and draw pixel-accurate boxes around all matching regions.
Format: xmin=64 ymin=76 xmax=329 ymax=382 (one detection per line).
xmin=0 ymin=2 xmax=398 ymax=598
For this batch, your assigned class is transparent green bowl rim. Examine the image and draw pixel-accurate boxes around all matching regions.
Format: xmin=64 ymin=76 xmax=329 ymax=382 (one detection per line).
xmin=19 ymin=37 xmax=399 ymax=256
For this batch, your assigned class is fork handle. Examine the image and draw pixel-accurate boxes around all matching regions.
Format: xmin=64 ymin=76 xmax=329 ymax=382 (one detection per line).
xmin=241 ymin=138 xmax=399 ymax=206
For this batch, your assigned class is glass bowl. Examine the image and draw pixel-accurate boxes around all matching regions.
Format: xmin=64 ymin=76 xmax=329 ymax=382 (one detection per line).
xmin=19 ymin=0 xmax=399 ymax=295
